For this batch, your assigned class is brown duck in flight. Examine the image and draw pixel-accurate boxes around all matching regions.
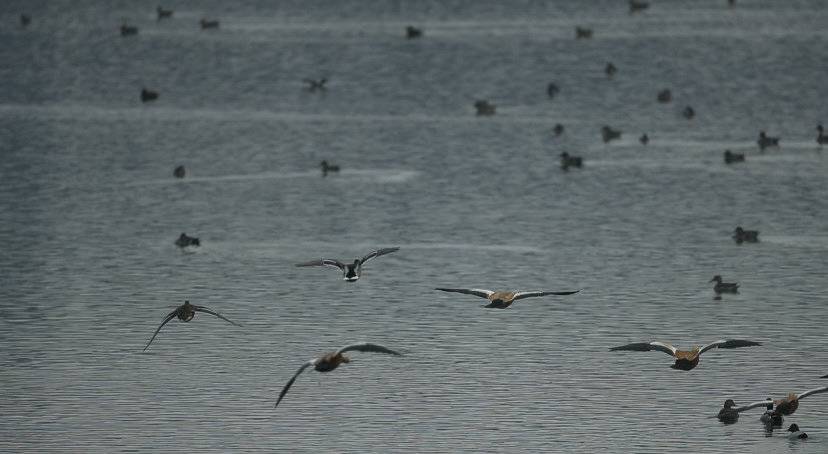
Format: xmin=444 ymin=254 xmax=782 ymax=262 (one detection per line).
xmin=609 ymin=339 xmax=760 ymax=370
xmin=143 ymin=300 xmax=241 ymax=351
xmin=275 ymin=343 xmax=401 ymax=408
xmin=435 ymin=287 xmax=580 ymax=309
xmin=729 ymin=386 xmax=828 ymax=416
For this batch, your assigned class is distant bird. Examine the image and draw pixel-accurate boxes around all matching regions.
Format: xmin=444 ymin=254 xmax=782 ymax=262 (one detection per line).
xmin=173 ymin=165 xmax=186 ymax=178
xmin=303 ymin=78 xmax=327 ymax=92
xmin=717 ymin=399 xmax=779 ymax=425
xmin=657 ymin=89 xmax=672 ymax=103
xmin=735 ymin=387 xmax=828 ymax=418
xmin=560 ymin=152 xmax=583 ymax=171
xmin=175 ymin=233 xmax=200 ymax=248
xmin=434 ymin=288 xmax=580 ymax=309
xmin=295 ymin=247 xmax=400 ymax=282
xmin=20 ymin=14 xmax=31 ymax=27
xmin=143 ymin=300 xmax=240 ymax=351
xmin=723 ymin=150 xmax=744 ymax=164
xmin=605 ymin=62 xmax=617 ymax=78
xmin=757 ymin=131 xmax=779 ymax=150
xmin=710 ymin=275 xmax=739 ymax=294
xmin=629 ymin=0 xmax=650 ymax=13
xmin=200 ymin=18 xmax=219 ymax=29
xmin=682 ymin=106 xmax=695 ymax=119
xmin=816 ymin=124 xmax=828 ymax=145
xmin=639 ymin=134 xmax=649 ymax=145
xmin=728 ymin=0 xmax=736 ymax=7
xmin=787 ymin=424 xmax=808 ymax=440
xmin=120 ymin=22 xmax=138 ymax=36
xmin=732 ymin=226 xmax=759 ymax=244
xmin=320 ymin=160 xmax=339 ymax=177
xmin=552 ymin=123 xmax=565 ymax=137
xmin=405 ymin=26 xmax=423 ymax=39
xmin=609 ymin=339 xmax=760 ymax=371
xmin=474 ymin=100 xmax=496 ymax=116
xmin=602 ymin=125 xmax=621 ymax=143
xmin=547 ymin=83 xmax=560 ymax=99
xmin=575 ymin=27 xmax=593 ymax=39
xmin=156 ymin=6 xmax=173 ymax=20
xmin=140 ymin=88 xmax=158 ymax=103
xmin=274 ymin=343 xmax=401 ymax=408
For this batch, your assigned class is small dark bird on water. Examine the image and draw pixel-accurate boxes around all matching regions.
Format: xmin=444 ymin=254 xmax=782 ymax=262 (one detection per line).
xmin=639 ymin=134 xmax=649 ymax=145
xmin=474 ymin=100 xmax=496 ymax=116
xmin=723 ymin=150 xmax=744 ymax=164
xmin=710 ymin=275 xmax=739 ymax=294
xmin=816 ymin=124 xmax=828 ymax=145
xmin=20 ymin=14 xmax=31 ymax=27
xmin=320 ymin=160 xmax=339 ymax=177
xmin=560 ymin=152 xmax=583 ymax=171
xmin=575 ymin=26 xmax=593 ymax=39
xmin=405 ymin=26 xmax=423 ymax=39
xmin=143 ymin=300 xmax=240 ymax=351
xmin=682 ymin=106 xmax=695 ymax=119
xmin=303 ymin=78 xmax=327 ymax=92
xmin=657 ymin=89 xmax=672 ymax=103
xmin=200 ymin=18 xmax=219 ymax=29
xmin=120 ymin=23 xmax=138 ymax=36
xmin=732 ymin=226 xmax=759 ymax=244
xmin=605 ymin=62 xmax=617 ymax=78
xmin=140 ymin=88 xmax=158 ymax=102
xmin=547 ymin=83 xmax=560 ymax=99
xmin=629 ymin=0 xmax=649 ymax=14
xmin=157 ymin=6 xmax=173 ymax=20
xmin=757 ymin=131 xmax=780 ymax=150
xmin=553 ymin=123 xmax=564 ymax=137
xmin=602 ymin=125 xmax=621 ymax=143
xmin=175 ymin=233 xmax=200 ymax=248
xmin=173 ymin=165 xmax=186 ymax=178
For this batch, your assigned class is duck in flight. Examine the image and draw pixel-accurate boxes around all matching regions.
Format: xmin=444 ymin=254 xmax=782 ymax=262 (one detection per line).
xmin=434 ymin=288 xmax=580 ymax=309
xmin=734 ymin=386 xmax=828 ymax=417
xmin=295 ymin=247 xmax=399 ymax=282
xmin=275 ymin=343 xmax=401 ymax=408
xmin=143 ymin=300 xmax=241 ymax=351
xmin=610 ymin=339 xmax=760 ymax=370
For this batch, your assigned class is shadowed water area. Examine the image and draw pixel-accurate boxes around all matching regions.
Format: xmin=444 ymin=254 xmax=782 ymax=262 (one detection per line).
xmin=1 ymin=0 xmax=827 ymax=452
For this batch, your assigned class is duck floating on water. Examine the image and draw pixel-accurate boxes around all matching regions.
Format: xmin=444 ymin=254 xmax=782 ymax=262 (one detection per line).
xmin=547 ymin=83 xmax=560 ymax=99
xmin=275 ymin=343 xmax=401 ymax=408
xmin=629 ymin=0 xmax=649 ymax=13
xmin=319 ymin=160 xmax=339 ymax=176
xmin=553 ymin=123 xmax=565 ymax=137
xmin=605 ymin=62 xmax=617 ymax=78
xmin=575 ymin=26 xmax=593 ymax=39
xmin=156 ymin=6 xmax=173 ymax=20
xmin=716 ymin=399 xmax=741 ymax=424
xmin=405 ymin=26 xmax=423 ymax=39
xmin=140 ymin=88 xmax=158 ymax=102
xmin=200 ymin=18 xmax=219 ymax=29
xmin=295 ymin=247 xmax=399 ymax=282
xmin=657 ymin=89 xmax=672 ymax=103
xmin=787 ymin=424 xmax=808 ymax=440
xmin=602 ymin=126 xmax=622 ymax=143
xmin=435 ymin=287 xmax=580 ymax=309
xmin=474 ymin=100 xmax=496 ymax=116
xmin=20 ymin=14 xmax=31 ymax=27
xmin=560 ymin=152 xmax=583 ymax=171
xmin=682 ymin=106 xmax=695 ymax=119
xmin=759 ymin=401 xmax=783 ymax=427
xmin=120 ymin=22 xmax=138 ymax=36
xmin=143 ymin=300 xmax=241 ymax=351
xmin=639 ymin=134 xmax=649 ymax=145
xmin=723 ymin=150 xmax=744 ymax=164
xmin=757 ymin=131 xmax=780 ymax=150
xmin=610 ymin=339 xmax=760 ymax=371
xmin=173 ymin=165 xmax=186 ymax=178
xmin=732 ymin=226 xmax=759 ymax=244
xmin=710 ymin=275 xmax=739 ymax=294
xmin=303 ymin=78 xmax=327 ymax=92
xmin=816 ymin=124 xmax=828 ymax=145
xmin=175 ymin=232 xmax=200 ymax=248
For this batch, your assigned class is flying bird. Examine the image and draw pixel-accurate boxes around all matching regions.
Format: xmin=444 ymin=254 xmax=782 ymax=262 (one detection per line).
xmin=734 ymin=386 xmax=828 ymax=416
xmin=143 ymin=300 xmax=241 ymax=351
xmin=609 ymin=339 xmax=760 ymax=370
xmin=434 ymin=288 xmax=580 ymax=309
xmin=295 ymin=247 xmax=399 ymax=282
xmin=275 ymin=343 xmax=401 ymax=408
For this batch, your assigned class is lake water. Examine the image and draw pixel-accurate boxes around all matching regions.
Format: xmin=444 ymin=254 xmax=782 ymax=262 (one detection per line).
xmin=1 ymin=1 xmax=827 ymax=452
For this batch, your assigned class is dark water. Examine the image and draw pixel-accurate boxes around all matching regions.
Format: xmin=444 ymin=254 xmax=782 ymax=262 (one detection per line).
xmin=1 ymin=1 xmax=827 ymax=452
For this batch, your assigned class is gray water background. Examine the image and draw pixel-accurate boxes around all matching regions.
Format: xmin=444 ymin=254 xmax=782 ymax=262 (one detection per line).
xmin=1 ymin=1 xmax=827 ymax=452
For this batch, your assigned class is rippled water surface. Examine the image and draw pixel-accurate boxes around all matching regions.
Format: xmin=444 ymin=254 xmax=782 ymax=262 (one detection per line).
xmin=2 ymin=1 xmax=828 ymax=452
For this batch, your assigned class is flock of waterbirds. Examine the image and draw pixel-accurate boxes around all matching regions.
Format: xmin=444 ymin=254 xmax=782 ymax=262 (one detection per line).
xmin=14 ymin=0 xmax=827 ymax=444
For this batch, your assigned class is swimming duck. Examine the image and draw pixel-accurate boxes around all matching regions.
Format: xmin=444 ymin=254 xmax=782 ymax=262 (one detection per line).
xmin=629 ymin=0 xmax=649 ymax=13
xmin=547 ymin=83 xmax=560 ymax=99
xmin=710 ymin=275 xmax=739 ymax=294
xmin=406 ymin=26 xmax=423 ymax=39
xmin=717 ymin=399 xmax=741 ymax=424
xmin=120 ymin=23 xmax=138 ymax=36
xmin=732 ymin=226 xmax=759 ymax=244
xmin=474 ymin=100 xmax=496 ymax=116
xmin=173 ymin=165 xmax=186 ymax=178
xmin=175 ymin=233 xmax=200 ymax=248
xmin=723 ymin=150 xmax=744 ymax=164
xmin=143 ymin=300 xmax=241 ymax=351
xmin=560 ymin=152 xmax=583 ymax=171
xmin=295 ymin=247 xmax=400 ymax=282
xmin=20 ymin=14 xmax=31 ymax=27
xmin=434 ymin=288 xmax=580 ymax=309
xmin=639 ymin=134 xmax=649 ymax=145
xmin=303 ymin=78 xmax=327 ymax=92
xmin=602 ymin=126 xmax=622 ymax=143
xmin=787 ymin=424 xmax=808 ymax=440
xmin=682 ymin=106 xmax=695 ymax=119
xmin=728 ymin=0 xmax=736 ymax=7
xmin=200 ymin=18 xmax=219 ymax=29
xmin=760 ymin=401 xmax=783 ymax=427
xmin=609 ymin=339 xmax=760 ymax=371
xmin=553 ymin=124 xmax=565 ymax=136
xmin=156 ymin=6 xmax=173 ymax=20
xmin=319 ymin=160 xmax=339 ymax=176
xmin=605 ymin=62 xmax=617 ymax=78
xmin=575 ymin=27 xmax=593 ymax=39
xmin=657 ymin=89 xmax=672 ymax=103
xmin=757 ymin=131 xmax=780 ymax=150
xmin=817 ymin=125 xmax=828 ymax=145
xmin=140 ymin=88 xmax=158 ymax=102
xmin=275 ymin=343 xmax=401 ymax=408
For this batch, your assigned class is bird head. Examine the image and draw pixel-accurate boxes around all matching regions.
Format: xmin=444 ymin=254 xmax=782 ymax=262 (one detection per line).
xmin=723 ymin=399 xmax=736 ymax=408
xmin=710 ymin=275 xmax=722 ymax=283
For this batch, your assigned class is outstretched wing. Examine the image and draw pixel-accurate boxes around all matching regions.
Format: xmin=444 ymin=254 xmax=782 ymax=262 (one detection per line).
xmin=797 ymin=386 xmax=828 ymax=400
xmin=143 ymin=309 xmax=178 ymax=351
xmin=193 ymin=305 xmax=242 ymax=327
xmin=295 ymin=259 xmax=345 ymax=270
xmin=360 ymin=247 xmax=400 ymax=264
xmin=821 ymin=374 xmax=828 ymax=379
xmin=699 ymin=339 xmax=760 ymax=355
xmin=336 ymin=343 xmax=402 ymax=356
xmin=733 ymin=400 xmax=774 ymax=413
xmin=513 ymin=289 xmax=581 ymax=300
xmin=275 ymin=360 xmax=315 ymax=408
xmin=435 ymin=288 xmax=494 ymax=299
xmin=610 ymin=341 xmax=677 ymax=357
